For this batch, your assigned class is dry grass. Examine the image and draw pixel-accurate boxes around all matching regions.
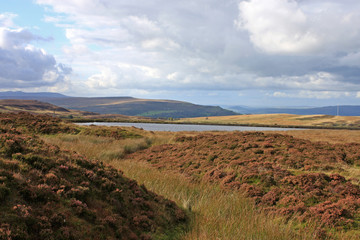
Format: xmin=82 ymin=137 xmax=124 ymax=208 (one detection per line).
xmin=273 ymin=129 xmax=360 ymax=144
xmin=113 ymin=159 xmax=320 ymax=240
xmin=179 ymin=114 xmax=360 ymax=129
xmin=42 ymin=134 xmax=150 ymax=161
xmin=42 ymin=132 xmax=326 ymax=240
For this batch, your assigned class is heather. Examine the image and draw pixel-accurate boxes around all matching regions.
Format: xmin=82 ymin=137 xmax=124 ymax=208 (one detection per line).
xmin=44 ymin=132 xmax=318 ymax=239
xmin=130 ymin=132 xmax=360 ymax=238
xmin=0 ymin=114 xmax=187 ymax=239
xmin=0 ymin=112 xmax=79 ymax=135
xmin=4 ymin=112 xmax=360 ymax=239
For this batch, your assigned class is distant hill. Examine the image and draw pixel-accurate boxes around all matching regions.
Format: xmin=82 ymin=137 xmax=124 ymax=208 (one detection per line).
xmin=0 ymin=99 xmax=70 ymax=112
xmin=0 ymin=91 xmax=67 ymax=99
xmin=0 ymin=99 xmax=97 ymax=118
xmin=227 ymin=105 xmax=360 ymax=116
xmin=44 ymin=97 xmax=238 ymax=118
xmin=0 ymin=91 xmax=237 ymax=118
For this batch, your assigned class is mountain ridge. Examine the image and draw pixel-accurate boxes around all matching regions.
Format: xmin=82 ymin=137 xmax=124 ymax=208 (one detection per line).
xmin=0 ymin=91 xmax=237 ymax=118
xmin=3 ymin=91 xmax=359 ymax=117
xmin=0 ymin=91 xmax=67 ymax=99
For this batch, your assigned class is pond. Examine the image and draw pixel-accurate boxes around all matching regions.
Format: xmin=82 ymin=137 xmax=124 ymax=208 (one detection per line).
xmin=77 ymin=122 xmax=303 ymax=132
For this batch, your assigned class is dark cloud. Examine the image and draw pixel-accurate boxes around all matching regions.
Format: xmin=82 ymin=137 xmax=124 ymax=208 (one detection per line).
xmin=0 ymin=27 xmax=71 ymax=88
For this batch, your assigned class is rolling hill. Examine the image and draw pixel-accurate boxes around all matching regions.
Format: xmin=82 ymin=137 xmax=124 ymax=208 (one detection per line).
xmin=0 ymin=99 xmax=97 ymax=118
xmin=0 ymin=91 xmax=67 ymax=99
xmin=44 ymin=97 xmax=237 ymax=118
xmin=0 ymin=92 xmax=237 ymax=118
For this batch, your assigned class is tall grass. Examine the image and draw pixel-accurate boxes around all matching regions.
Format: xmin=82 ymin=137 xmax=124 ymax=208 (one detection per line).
xmin=112 ymin=159 xmax=319 ymax=240
xmin=42 ymin=133 xmax=324 ymax=240
xmin=42 ymin=134 xmax=155 ymax=161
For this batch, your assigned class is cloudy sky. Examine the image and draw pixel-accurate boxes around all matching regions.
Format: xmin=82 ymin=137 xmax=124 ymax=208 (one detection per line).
xmin=1 ymin=0 xmax=360 ymax=107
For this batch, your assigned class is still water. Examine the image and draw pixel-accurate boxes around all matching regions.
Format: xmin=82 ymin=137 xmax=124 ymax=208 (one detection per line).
xmin=77 ymin=122 xmax=301 ymax=132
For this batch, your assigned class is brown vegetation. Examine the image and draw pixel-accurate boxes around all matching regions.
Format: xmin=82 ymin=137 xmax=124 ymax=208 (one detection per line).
xmin=274 ymin=129 xmax=360 ymax=145
xmin=43 ymin=131 xmax=320 ymax=240
xmin=4 ymin=112 xmax=360 ymax=239
xmin=130 ymin=131 xmax=360 ymax=238
xmin=0 ymin=100 xmax=96 ymax=118
xmin=0 ymin=113 xmax=187 ymax=239
xmin=0 ymin=112 xmax=79 ymax=134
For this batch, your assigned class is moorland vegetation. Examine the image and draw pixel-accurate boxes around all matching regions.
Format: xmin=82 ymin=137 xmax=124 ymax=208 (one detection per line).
xmin=130 ymin=132 xmax=360 ymax=239
xmin=179 ymin=114 xmax=360 ymax=129
xmin=1 ymin=112 xmax=360 ymax=239
xmin=0 ymin=112 xmax=187 ymax=239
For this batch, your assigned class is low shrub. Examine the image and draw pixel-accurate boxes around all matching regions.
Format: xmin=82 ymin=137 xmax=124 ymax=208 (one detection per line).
xmin=130 ymin=131 xmax=360 ymax=237
xmin=0 ymin=120 xmax=188 ymax=239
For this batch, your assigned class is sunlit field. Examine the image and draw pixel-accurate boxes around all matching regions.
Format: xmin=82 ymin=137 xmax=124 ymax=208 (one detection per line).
xmin=179 ymin=114 xmax=360 ymax=129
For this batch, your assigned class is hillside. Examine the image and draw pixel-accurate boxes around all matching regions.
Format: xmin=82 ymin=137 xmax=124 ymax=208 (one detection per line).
xmin=228 ymin=105 xmax=360 ymax=116
xmin=0 ymin=112 xmax=187 ymax=239
xmin=0 ymin=99 xmax=155 ymax=122
xmin=0 ymin=91 xmax=67 ymax=99
xmin=0 ymin=92 xmax=237 ymax=118
xmin=43 ymin=97 xmax=237 ymax=118
xmin=0 ymin=99 xmax=97 ymax=118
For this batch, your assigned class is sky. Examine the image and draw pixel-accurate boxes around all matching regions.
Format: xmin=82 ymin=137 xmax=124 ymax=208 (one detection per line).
xmin=1 ymin=0 xmax=360 ymax=107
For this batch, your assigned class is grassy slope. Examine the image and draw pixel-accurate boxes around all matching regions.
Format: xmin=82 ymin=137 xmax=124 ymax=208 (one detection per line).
xmin=0 ymin=99 xmax=152 ymax=123
xmin=129 ymin=132 xmax=360 ymax=239
xmin=43 ymin=133 xmax=316 ymax=240
xmin=45 ymin=97 xmax=237 ymax=118
xmin=0 ymin=113 xmax=187 ymax=239
xmin=179 ymin=114 xmax=360 ymax=129
xmin=0 ymin=99 xmax=97 ymax=118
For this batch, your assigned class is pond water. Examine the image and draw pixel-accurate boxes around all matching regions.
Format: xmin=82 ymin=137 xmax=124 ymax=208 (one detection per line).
xmin=77 ymin=122 xmax=302 ymax=132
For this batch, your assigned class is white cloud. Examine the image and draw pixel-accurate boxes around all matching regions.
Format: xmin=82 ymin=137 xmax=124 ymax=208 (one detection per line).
xmin=167 ymin=72 xmax=179 ymax=81
xmin=0 ymin=28 xmax=36 ymax=49
xmin=237 ymin=0 xmax=319 ymax=54
xmin=237 ymin=0 xmax=360 ymax=55
xmin=0 ymin=13 xmax=17 ymax=28
xmin=0 ymin=21 xmax=72 ymax=89
xmin=141 ymin=38 xmax=180 ymax=51
xmin=273 ymin=91 xmax=288 ymax=97
xmin=65 ymin=27 xmax=131 ymax=46
xmin=255 ymin=72 xmax=360 ymax=91
xmin=273 ymin=90 xmax=352 ymax=99
xmin=87 ymin=68 xmax=117 ymax=89
xmin=63 ymin=44 xmax=90 ymax=56
xmin=33 ymin=0 xmax=360 ymax=99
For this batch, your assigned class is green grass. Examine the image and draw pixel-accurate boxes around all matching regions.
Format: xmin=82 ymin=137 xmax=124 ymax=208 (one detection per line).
xmin=139 ymin=110 xmax=178 ymax=117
